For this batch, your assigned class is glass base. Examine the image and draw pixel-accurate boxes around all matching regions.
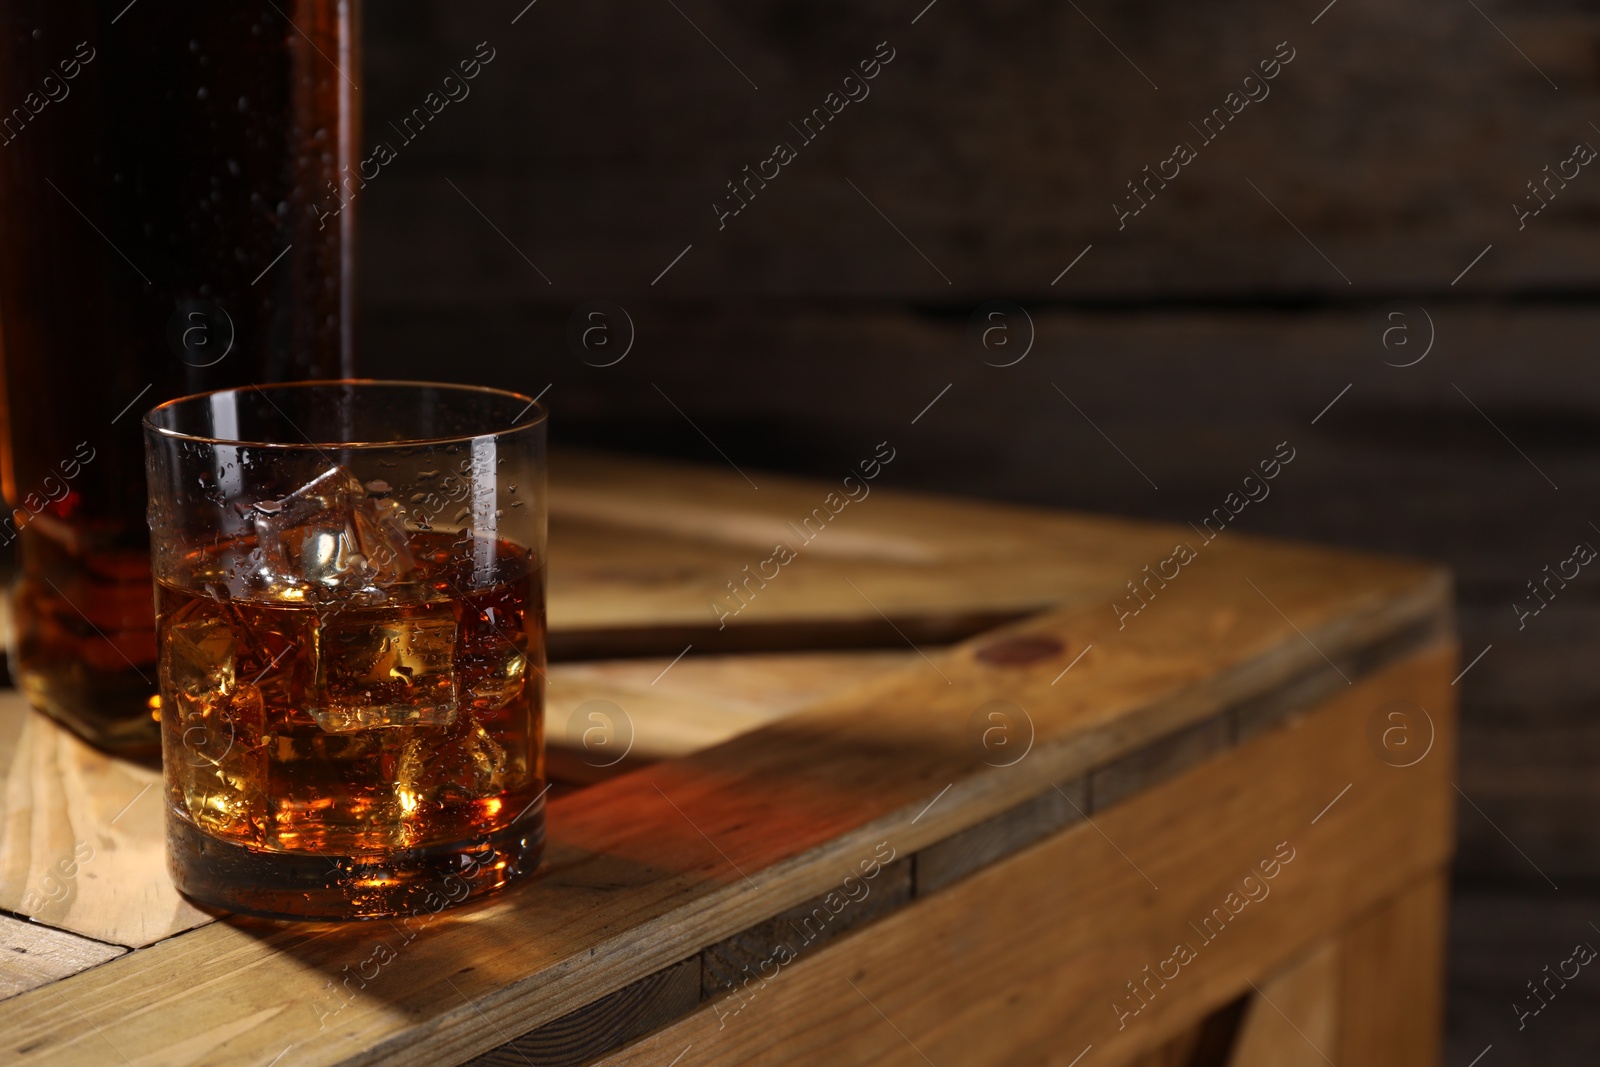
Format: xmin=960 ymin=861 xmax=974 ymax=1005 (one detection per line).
xmin=166 ymin=803 xmax=544 ymax=920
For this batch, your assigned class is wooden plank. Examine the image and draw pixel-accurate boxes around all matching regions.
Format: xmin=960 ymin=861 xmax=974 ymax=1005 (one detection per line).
xmin=1124 ymin=1002 xmax=1250 ymax=1067
xmin=545 ymin=449 xmax=1128 ymax=638
xmin=1091 ymin=717 xmax=1231 ymax=812
xmin=589 ymin=644 xmax=1456 ymax=1066
xmin=359 ymin=2 xmax=1600 ymax=299
xmin=461 ymin=957 xmax=700 ymax=1067
xmin=0 ymin=527 xmax=1448 ymax=1065
xmin=1121 ymin=1029 xmax=1201 ymax=1067
xmin=544 ymin=448 xmax=1444 ymax=648
xmin=0 ymin=698 xmax=211 ymax=948
xmin=546 ymin=608 xmax=1022 ymax=662
xmin=701 ymin=858 xmax=913 ymax=1001
xmin=1336 ymin=872 xmax=1449 ymax=1066
xmin=915 ymin=778 xmax=1086 ymax=896
xmin=0 ymin=644 xmax=917 ymax=945
xmin=0 ymin=915 xmax=123 ymax=1001
xmin=547 ymin=650 xmax=919 ymax=764
xmin=1228 ymin=941 xmax=1339 ymax=1067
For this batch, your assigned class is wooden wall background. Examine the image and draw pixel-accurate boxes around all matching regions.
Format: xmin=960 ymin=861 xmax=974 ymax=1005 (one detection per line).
xmin=357 ymin=0 xmax=1600 ymax=885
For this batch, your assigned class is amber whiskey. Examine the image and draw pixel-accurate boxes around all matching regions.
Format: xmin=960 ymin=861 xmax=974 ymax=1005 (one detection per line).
xmin=158 ymin=529 xmax=545 ymax=919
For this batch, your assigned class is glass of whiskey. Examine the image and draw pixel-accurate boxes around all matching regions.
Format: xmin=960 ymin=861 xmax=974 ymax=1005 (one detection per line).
xmin=142 ymin=381 xmax=546 ymax=920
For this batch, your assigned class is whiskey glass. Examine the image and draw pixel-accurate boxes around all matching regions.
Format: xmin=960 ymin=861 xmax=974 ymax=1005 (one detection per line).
xmin=142 ymin=381 xmax=546 ymax=919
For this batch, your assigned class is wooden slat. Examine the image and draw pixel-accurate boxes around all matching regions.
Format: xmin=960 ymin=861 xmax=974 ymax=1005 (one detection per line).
xmin=1336 ymin=872 xmax=1449 ymax=1066
xmin=546 ymin=607 xmax=1026 ymax=662
xmin=547 ymin=650 xmax=919 ymax=764
xmin=0 ymin=699 xmax=210 ymax=948
xmin=0 ymin=517 xmax=1448 ymax=1066
xmin=0 ymin=915 xmax=123 ymax=1001
xmin=1091 ymin=716 xmax=1231 ymax=812
xmin=1118 ymin=997 xmax=1250 ymax=1066
xmin=1123 ymin=1003 xmax=1249 ymax=1067
xmin=589 ymin=644 xmax=1455 ymax=1066
xmin=1121 ymin=1029 xmax=1201 ymax=1067
xmin=545 ymin=450 xmax=1128 ymax=638
xmin=914 ymin=777 xmax=1086 ymax=896
xmin=461 ymin=957 xmax=700 ymax=1067
xmin=0 ymin=643 xmax=916 ymax=945
xmin=359 ymin=2 xmax=1600 ymax=299
xmin=701 ymin=858 xmax=912 ymax=1001
xmin=1228 ymin=941 xmax=1339 ymax=1067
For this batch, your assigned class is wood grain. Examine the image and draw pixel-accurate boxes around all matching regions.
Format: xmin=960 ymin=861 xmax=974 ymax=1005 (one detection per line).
xmin=359 ymin=2 xmax=1600 ymax=299
xmin=547 ymin=649 xmax=919 ymax=764
xmin=1121 ymin=1029 xmax=1202 ymax=1067
xmin=701 ymin=858 xmax=913 ymax=1001
xmin=914 ymin=777 xmax=1086 ymax=896
xmin=0 ymin=520 xmax=1448 ymax=1065
xmin=1091 ymin=716 xmax=1232 ymax=812
xmin=0 ymin=698 xmax=211 ymax=948
xmin=461 ymin=957 xmax=701 ymax=1067
xmin=1123 ymin=1004 xmax=1249 ymax=1067
xmin=544 ymin=449 xmax=1137 ymax=638
xmin=0 ymin=915 xmax=123 ymax=1001
xmin=1336 ymin=872 xmax=1449 ymax=1066
xmin=545 ymin=607 xmax=1031 ymax=662
xmin=1228 ymin=941 xmax=1340 ymax=1067
xmin=589 ymin=645 xmax=1456 ymax=1066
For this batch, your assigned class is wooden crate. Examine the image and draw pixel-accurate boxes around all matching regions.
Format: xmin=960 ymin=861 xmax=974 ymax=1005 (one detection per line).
xmin=0 ymin=451 xmax=1454 ymax=1066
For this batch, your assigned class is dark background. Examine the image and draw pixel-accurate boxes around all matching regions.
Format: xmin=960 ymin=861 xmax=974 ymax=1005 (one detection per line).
xmin=360 ymin=1 xmax=1600 ymax=1059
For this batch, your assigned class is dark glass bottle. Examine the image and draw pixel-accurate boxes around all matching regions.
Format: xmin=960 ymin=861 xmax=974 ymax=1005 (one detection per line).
xmin=0 ymin=1 xmax=360 ymax=756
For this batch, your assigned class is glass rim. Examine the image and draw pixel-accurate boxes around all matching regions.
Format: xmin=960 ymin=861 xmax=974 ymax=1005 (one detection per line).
xmin=142 ymin=378 xmax=548 ymax=450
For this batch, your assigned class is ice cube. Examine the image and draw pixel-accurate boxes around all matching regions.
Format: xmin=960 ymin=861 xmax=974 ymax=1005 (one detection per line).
xmin=454 ymin=587 xmax=535 ymax=712
xmin=159 ymin=610 xmax=266 ymax=839
xmin=459 ymin=642 xmax=528 ymax=711
xmin=172 ymin=684 xmax=267 ymax=839
xmin=396 ymin=717 xmax=509 ymax=806
xmin=262 ymin=727 xmax=410 ymax=852
xmin=162 ymin=612 xmax=238 ymax=698
xmin=351 ymin=495 xmax=415 ymax=586
xmin=251 ymin=466 xmax=415 ymax=594
xmin=310 ymin=612 xmax=459 ymax=732
xmin=237 ymin=618 xmax=310 ymax=713
xmin=456 ymin=611 xmax=529 ymax=712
